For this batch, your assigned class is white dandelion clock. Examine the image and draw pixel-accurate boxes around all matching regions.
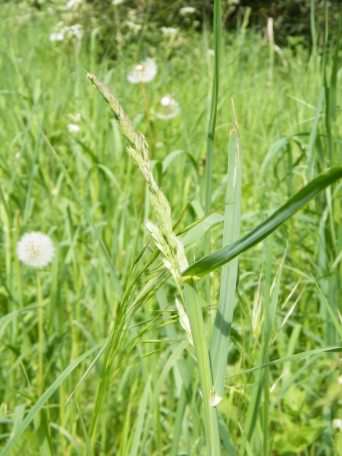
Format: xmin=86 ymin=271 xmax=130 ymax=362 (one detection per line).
xmin=156 ymin=95 xmax=180 ymax=120
xmin=17 ymin=232 xmax=55 ymax=268
xmin=127 ymin=58 xmax=157 ymax=84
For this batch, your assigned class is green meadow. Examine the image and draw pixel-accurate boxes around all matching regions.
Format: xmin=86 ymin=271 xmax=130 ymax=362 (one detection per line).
xmin=0 ymin=2 xmax=341 ymax=455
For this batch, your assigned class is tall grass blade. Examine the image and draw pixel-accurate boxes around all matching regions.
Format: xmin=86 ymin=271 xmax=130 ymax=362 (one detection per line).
xmin=210 ymin=128 xmax=241 ymax=398
xmin=0 ymin=345 xmax=102 ymax=456
xmin=183 ymin=167 xmax=342 ymax=277
xmin=204 ymin=0 xmax=222 ymax=213
xmin=244 ymin=251 xmax=284 ymax=445
xmin=183 ymin=284 xmax=221 ymax=455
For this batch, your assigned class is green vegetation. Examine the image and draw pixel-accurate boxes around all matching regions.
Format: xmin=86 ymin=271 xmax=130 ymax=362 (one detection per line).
xmin=0 ymin=2 xmax=341 ymax=455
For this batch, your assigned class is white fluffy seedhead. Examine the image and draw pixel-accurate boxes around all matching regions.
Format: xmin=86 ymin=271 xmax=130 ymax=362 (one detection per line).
xmin=127 ymin=58 xmax=157 ymax=84
xmin=17 ymin=232 xmax=55 ymax=268
xmin=156 ymin=95 xmax=180 ymax=120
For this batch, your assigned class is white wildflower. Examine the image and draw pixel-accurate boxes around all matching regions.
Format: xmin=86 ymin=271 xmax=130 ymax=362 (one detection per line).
xmin=17 ymin=232 xmax=55 ymax=268
xmin=156 ymin=95 xmax=180 ymax=120
xmin=65 ymin=0 xmax=82 ymax=10
xmin=65 ymin=24 xmax=83 ymax=40
xmin=126 ymin=21 xmax=142 ymax=33
xmin=112 ymin=0 xmax=124 ymax=4
xmin=49 ymin=23 xmax=82 ymax=43
xmin=333 ymin=419 xmax=342 ymax=430
xmin=49 ymin=31 xmax=65 ymax=42
xmin=180 ymin=6 xmax=196 ymax=16
xmin=161 ymin=27 xmax=178 ymax=38
xmin=67 ymin=123 xmax=80 ymax=134
xmin=127 ymin=58 xmax=157 ymax=84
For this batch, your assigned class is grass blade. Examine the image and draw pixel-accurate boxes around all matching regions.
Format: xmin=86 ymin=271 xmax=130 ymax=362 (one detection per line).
xmin=183 ymin=167 xmax=342 ymax=278
xmin=0 ymin=345 xmax=102 ymax=456
xmin=210 ymin=128 xmax=241 ymax=398
xmin=183 ymin=284 xmax=221 ymax=455
xmin=203 ymin=0 xmax=222 ymax=213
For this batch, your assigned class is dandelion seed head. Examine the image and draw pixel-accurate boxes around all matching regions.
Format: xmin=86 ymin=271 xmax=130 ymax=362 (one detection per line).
xmin=127 ymin=58 xmax=157 ymax=84
xmin=156 ymin=95 xmax=180 ymax=120
xmin=17 ymin=232 xmax=55 ymax=268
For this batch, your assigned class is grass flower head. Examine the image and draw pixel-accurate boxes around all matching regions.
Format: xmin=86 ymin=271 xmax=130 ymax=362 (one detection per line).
xmin=127 ymin=58 xmax=157 ymax=84
xmin=17 ymin=232 xmax=55 ymax=268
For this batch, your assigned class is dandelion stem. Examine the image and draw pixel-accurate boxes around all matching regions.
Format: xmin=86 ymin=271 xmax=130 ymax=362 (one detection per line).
xmin=37 ymin=274 xmax=44 ymax=394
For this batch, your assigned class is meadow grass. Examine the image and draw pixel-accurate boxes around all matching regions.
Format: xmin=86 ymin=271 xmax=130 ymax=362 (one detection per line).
xmin=0 ymin=4 xmax=341 ymax=455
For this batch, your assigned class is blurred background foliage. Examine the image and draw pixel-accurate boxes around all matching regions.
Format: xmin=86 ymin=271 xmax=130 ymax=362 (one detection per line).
xmin=10 ymin=0 xmax=342 ymax=58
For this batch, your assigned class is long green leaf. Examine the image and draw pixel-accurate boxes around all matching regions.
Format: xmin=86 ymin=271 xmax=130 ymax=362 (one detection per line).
xmin=0 ymin=345 xmax=102 ymax=456
xmin=210 ymin=129 xmax=241 ymax=398
xmin=183 ymin=167 xmax=342 ymax=277
xmin=203 ymin=0 xmax=222 ymax=213
xmin=183 ymin=284 xmax=221 ymax=455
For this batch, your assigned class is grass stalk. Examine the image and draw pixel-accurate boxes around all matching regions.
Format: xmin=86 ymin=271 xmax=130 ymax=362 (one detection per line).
xmin=210 ymin=123 xmax=241 ymax=398
xmin=204 ymin=0 xmax=222 ymax=213
xmin=183 ymin=283 xmax=221 ymax=455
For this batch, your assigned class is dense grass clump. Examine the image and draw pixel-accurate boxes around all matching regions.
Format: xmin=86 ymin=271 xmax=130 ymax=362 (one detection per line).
xmin=0 ymin=3 xmax=341 ymax=455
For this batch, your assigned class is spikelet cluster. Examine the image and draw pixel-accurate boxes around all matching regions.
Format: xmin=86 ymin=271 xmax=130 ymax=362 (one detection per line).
xmin=88 ymin=73 xmax=191 ymax=342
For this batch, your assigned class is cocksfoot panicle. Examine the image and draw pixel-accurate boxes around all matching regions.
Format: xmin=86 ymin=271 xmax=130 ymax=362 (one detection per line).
xmin=127 ymin=58 xmax=157 ymax=84
xmin=17 ymin=232 xmax=55 ymax=268
xmin=156 ymin=95 xmax=180 ymax=120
